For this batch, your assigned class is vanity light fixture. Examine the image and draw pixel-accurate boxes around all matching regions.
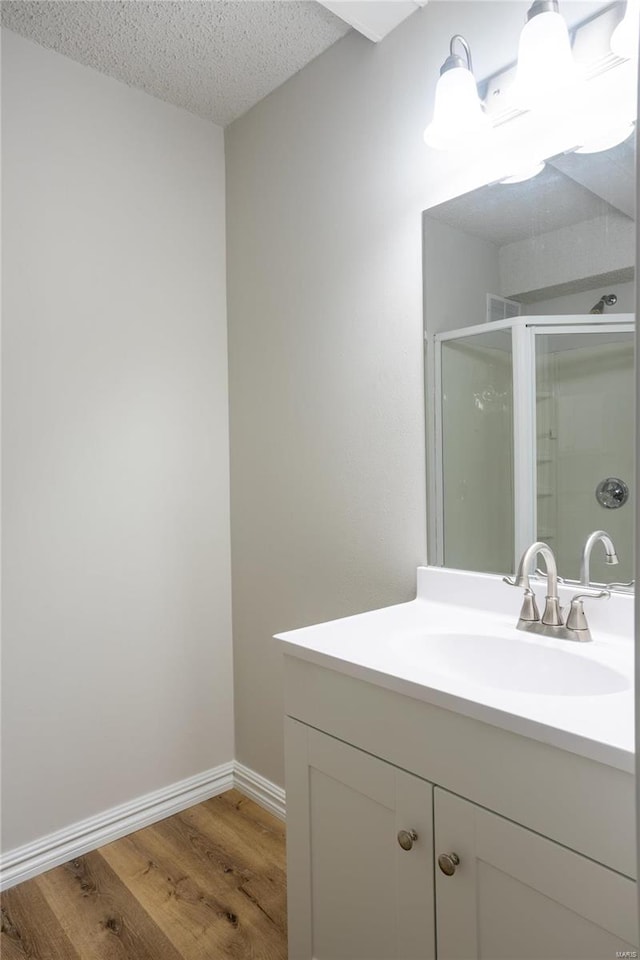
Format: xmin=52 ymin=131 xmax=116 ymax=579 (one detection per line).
xmin=611 ymin=0 xmax=640 ymax=60
xmin=423 ymin=3 xmax=636 ymax=166
xmin=513 ymin=0 xmax=579 ymax=110
xmin=423 ymin=35 xmax=489 ymax=150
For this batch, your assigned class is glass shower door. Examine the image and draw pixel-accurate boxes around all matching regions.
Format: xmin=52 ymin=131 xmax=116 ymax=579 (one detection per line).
xmin=438 ymin=329 xmax=514 ymax=574
xmin=534 ymin=327 xmax=634 ymax=584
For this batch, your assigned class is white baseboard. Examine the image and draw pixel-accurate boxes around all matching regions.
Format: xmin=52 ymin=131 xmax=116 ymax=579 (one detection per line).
xmin=233 ymin=761 xmax=286 ymax=821
xmin=0 ymin=760 xmax=286 ymax=891
xmin=0 ymin=761 xmax=234 ymax=891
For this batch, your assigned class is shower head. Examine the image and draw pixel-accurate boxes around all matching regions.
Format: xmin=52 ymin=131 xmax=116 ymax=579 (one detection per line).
xmin=589 ymin=293 xmax=618 ymax=314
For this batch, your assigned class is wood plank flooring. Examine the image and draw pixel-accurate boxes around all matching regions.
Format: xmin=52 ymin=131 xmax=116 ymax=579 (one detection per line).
xmin=1 ymin=790 xmax=287 ymax=960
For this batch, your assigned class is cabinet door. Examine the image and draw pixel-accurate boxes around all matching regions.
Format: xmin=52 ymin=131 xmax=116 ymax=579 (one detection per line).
xmin=434 ymin=787 xmax=638 ymax=959
xmin=285 ymin=718 xmax=435 ymax=960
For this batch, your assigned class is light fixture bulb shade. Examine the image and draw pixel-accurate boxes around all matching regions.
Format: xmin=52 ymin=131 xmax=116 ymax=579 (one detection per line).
xmin=611 ymin=0 xmax=640 ymax=60
xmin=500 ymin=161 xmax=546 ymax=184
xmin=513 ymin=9 xmax=577 ymax=109
xmin=423 ymin=66 xmax=489 ymax=149
xmin=576 ymin=121 xmax=635 ymax=153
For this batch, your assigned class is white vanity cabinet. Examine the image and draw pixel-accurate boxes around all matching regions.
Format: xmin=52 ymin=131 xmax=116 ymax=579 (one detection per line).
xmin=285 ymin=719 xmax=435 ymax=960
xmin=434 ymin=788 xmax=638 ymax=960
xmin=283 ymin=655 xmax=638 ymax=960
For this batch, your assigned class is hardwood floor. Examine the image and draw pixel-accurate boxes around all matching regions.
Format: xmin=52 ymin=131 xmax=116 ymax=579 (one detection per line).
xmin=1 ymin=790 xmax=287 ymax=960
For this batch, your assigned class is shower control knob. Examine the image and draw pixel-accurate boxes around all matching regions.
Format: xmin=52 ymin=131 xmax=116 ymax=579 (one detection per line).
xmin=438 ymin=852 xmax=460 ymax=876
xmin=397 ymin=829 xmax=418 ymax=851
xmin=596 ymin=477 xmax=629 ymax=509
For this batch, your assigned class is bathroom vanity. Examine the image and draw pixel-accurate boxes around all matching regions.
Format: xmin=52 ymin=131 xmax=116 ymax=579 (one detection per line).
xmin=278 ymin=567 xmax=637 ymax=960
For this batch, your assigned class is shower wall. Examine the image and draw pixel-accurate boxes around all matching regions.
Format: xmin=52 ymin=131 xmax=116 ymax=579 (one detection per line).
xmin=528 ymin=281 xmax=635 ymax=317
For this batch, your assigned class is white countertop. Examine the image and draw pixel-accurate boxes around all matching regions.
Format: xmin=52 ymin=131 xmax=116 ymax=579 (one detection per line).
xmin=276 ymin=567 xmax=635 ymax=774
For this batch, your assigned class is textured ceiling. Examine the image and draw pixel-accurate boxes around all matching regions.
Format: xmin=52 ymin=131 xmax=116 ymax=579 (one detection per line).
xmin=425 ymin=138 xmax=635 ymax=248
xmin=0 ymin=1 xmax=351 ymax=125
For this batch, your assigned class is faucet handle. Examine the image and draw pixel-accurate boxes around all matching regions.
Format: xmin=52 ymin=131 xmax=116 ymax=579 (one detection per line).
xmin=503 ymin=575 xmax=529 ymax=588
xmin=566 ymin=590 xmax=610 ymax=631
xmin=570 ymin=589 xmax=610 ymax=602
xmin=535 ymin=568 xmax=567 ymax=584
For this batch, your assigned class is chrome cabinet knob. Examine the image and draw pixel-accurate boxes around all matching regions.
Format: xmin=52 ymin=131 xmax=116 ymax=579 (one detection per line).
xmin=438 ymin=852 xmax=460 ymax=876
xmin=397 ymin=829 xmax=418 ymax=851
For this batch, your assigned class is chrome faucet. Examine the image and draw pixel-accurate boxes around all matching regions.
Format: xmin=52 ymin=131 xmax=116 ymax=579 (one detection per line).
xmin=580 ymin=530 xmax=618 ymax=586
xmin=505 ymin=540 xmax=562 ymax=627
xmin=505 ymin=540 xmax=609 ymax=642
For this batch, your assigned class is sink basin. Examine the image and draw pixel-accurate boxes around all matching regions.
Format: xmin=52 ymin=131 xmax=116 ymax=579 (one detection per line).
xmin=397 ymin=633 xmax=629 ymax=696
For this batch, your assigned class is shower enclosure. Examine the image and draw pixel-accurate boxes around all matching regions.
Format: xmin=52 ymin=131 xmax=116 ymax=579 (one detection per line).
xmin=427 ymin=314 xmax=635 ymax=585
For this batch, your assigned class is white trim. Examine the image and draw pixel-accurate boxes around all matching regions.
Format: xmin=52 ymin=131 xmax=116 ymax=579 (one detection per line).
xmin=0 ymin=761 xmax=234 ymax=891
xmin=425 ymin=331 xmax=439 ymax=567
xmin=433 ymin=335 xmax=444 ymax=566
xmin=513 ymin=322 xmax=536 ymax=567
xmin=317 ymin=1 xmax=425 ymax=43
xmin=534 ymin=324 xmax=634 ymax=336
xmin=435 ymin=314 xmax=635 ymax=343
xmin=233 ymin=761 xmax=286 ymax=822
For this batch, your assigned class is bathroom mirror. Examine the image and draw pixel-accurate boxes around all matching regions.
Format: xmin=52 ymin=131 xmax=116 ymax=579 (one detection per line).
xmin=423 ymin=138 xmax=635 ymax=587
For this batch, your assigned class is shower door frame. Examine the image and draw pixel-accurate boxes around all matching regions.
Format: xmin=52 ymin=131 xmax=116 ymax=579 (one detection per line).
xmin=429 ymin=314 xmax=635 ymax=574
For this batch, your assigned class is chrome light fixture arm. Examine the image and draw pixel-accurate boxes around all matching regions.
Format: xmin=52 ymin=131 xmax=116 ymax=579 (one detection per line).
xmin=443 ymin=35 xmax=473 ymax=74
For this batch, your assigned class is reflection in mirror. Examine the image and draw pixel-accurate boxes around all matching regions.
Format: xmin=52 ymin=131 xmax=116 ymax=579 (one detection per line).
xmin=423 ymin=140 xmax=635 ymax=588
xmin=535 ymin=327 xmax=633 ymax=585
xmin=440 ymin=328 xmax=514 ymax=575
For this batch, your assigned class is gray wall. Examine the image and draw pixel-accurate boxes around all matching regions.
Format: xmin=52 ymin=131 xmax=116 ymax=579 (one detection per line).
xmin=225 ymin=1 xmax=541 ymax=787
xmin=423 ymin=219 xmax=500 ymax=333
xmin=2 ymin=31 xmax=233 ymax=852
